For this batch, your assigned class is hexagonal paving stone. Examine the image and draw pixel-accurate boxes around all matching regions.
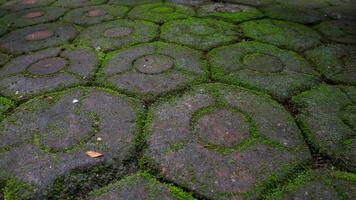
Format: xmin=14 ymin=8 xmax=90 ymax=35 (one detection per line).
xmin=275 ymin=0 xmax=330 ymax=9
xmin=0 ymin=87 xmax=143 ymax=199
xmin=240 ymin=19 xmax=322 ymax=52
xmin=264 ymin=170 xmax=356 ymax=199
xmin=209 ymin=41 xmax=320 ymax=101
xmin=0 ymin=52 xmax=9 ymax=66
xmin=98 ymin=42 xmax=207 ymax=100
xmin=261 ymin=5 xmax=326 ymax=24
xmin=0 ymin=6 xmax=68 ymax=28
xmin=315 ymin=20 xmax=356 ymax=44
xmin=0 ymin=47 xmax=98 ymax=100
xmin=63 ymin=5 xmax=129 ymax=26
xmin=55 ymin=0 xmax=107 ymax=8
xmin=78 ymin=19 xmax=159 ymax=52
xmin=109 ymin=0 xmax=163 ymax=6
xmin=144 ymin=83 xmax=311 ymax=199
xmin=197 ymin=3 xmax=264 ymax=23
xmin=0 ymin=96 xmax=14 ymax=120
xmin=292 ymin=85 xmax=356 ymax=172
xmin=88 ymin=173 xmax=195 ymax=200
xmin=320 ymin=5 xmax=356 ymax=20
xmin=1 ymin=0 xmax=56 ymax=11
xmin=161 ymin=18 xmax=240 ymax=51
xmin=128 ymin=3 xmax=195 ymax=23
xmin=166 ymin=0 xmax=211 ymax=6
xmin=223 ymin=0 xmax=275 ymax=7
xmin=305 ymin=44 xmax=356 ymax=84
xmin=0 ymin=23 xmax=77 ymax=54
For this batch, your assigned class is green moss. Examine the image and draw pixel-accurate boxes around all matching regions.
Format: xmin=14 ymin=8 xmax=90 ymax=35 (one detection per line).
xmin=3 ymin=178 xmax=35 ymax=200
xmin=197 ymin=3 xmax=263 ymax=23
xmin=240 ymin=19 xmax=321 ymax=51
xmin=161 ymin=17 xmax=241 ymax=51
xmin=0 ymin=97 xmax=14 ymax=120
xmin=128 ymin=3 xmax=195 ymax=23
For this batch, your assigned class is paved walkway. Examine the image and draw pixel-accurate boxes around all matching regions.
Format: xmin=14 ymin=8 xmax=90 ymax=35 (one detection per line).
xmin=0 ymin=0 xmax=355 ymax=199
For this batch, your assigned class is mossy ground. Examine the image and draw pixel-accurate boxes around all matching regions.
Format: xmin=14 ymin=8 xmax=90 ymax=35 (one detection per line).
xmin=0 ymin=0 xmax=355 ymax=199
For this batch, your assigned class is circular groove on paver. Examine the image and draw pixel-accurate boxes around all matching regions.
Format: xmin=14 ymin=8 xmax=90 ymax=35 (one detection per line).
xmin=161 ymin=18 xmax=241 ymax=51
xmin=88 ymin=173 xmax=194 ymax=199
xmin=242 ymin=53 xmax=284 ymax=73
xmin=23 ymin=10 xmax=44 ymax=18
xmin=315 ymin=20 xmax=356 ymax=44
xmin=27 ymin=57 xmax=67 ymax=75
xmin=25 ymin=30 xmax=53 ymax=41
xmin=305 ymin=44 xmax=356 ymax=84
xmin=261 ymin=4 xmax=326 ymax=24
xmin=86 ymin=9 xmax=106 ymax=17
xmin=78 ymin=19 xmax=159 ymax=51
xmin=320 ymin=5 xmax=356 ymax=21
xmin=197 ymin=3 xmax=264 ymax=23
xmin=97 ymin=42 xmax=206 ymax=100
xmin=109 ymin=0 xmax=163 ymax=6
xmin=223 ymin=0 xmax=274 ymax=7
xmin=0 ymin=23 xmax=77 ymax=54
xmin=144 ymin=83 xmax=311 ymax=199
xmin=0 ymin=87 xmax=143 ymax=199
xmin=194 ymin=109 xmax=250 ymax=148
xmin=103 ymin=27 xmax=132 ymax=38
xmin=292 ymin=85 xmax=356 ymax=172
xmin=128 ymin=3 xmax=195 ymax=23
xmin=0 ymin=7 xmax=68 ymax=28
xmin=240 ymin=19 xmax=322 ymax=51
xmin=55 ymin=0 xmax=108 ymax=8
xmin=134 ymin=54 xmax=174 ymax=74
xmin=0 ymin=47 xmax=98 ymax=100
xmin=63 ymin=5 xmax=129 ymax=26
xmin=264 ymin=169 xmax=356 ymax=199
xmin=208 ymin=41 xmax=320 ymax=101
xmin=1 ymin=0 xmax=55 ymax=11
xmin=166 ymin=0 xmax=210 ymax=6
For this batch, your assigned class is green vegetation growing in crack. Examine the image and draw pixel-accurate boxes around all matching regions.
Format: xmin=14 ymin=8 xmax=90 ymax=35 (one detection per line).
xmin=88 ymin=172 xmax=195 ymax=200
xmin=0 ymin=97 xmax=15 ymax=121
xmin=2 ymin=178 xmax=35 ymax=200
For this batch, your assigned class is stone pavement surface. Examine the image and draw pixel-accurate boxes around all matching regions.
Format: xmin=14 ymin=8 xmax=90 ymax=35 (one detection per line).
xmin=0 ymin=0 xmax=355 ymax=199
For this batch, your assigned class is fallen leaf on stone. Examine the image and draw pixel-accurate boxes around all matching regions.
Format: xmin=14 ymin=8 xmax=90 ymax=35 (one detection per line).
xmin=86 ymin=151 xmax=103 ymax=158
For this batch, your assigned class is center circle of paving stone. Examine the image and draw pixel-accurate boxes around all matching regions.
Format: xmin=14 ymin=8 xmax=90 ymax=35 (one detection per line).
xmin=21 ymin=0 xmax=36 ymax=5
xmin=25 ymin=30 xmax=53 ymax=41
xmin=150 ymin=6 xmax=176 ymax=13
xmin=27 ymin=57 xmax=67 ymax=75
xmin=23 ymin=10 xmax=44 ymax=18
xmin=189 ymin=24 xmax=216 ymax=36
xmin=134 ymin=54 xmax=174 ymax=74
xmin=214 ymin=4 xmax=241 ymax=12
xmin=194 ymin=109 xmax=250 ymax=148
xmin=103 ymin=27 xmax=132 ymax=38
xmin=86 ymin=9 xmax=107 ymax=17
xmin=242 ymin=53 xmax=284 ymax=73
xmin=145 ymin=83 xmax=311 ymax=199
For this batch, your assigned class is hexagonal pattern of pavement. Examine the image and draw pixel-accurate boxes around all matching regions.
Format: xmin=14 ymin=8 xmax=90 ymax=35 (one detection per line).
xmin=0 ymin=0 xmax=355 ymax=199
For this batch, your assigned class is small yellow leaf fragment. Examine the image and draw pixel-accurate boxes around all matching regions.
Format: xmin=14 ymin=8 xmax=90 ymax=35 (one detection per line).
xmin=86 ymin=151 xmax=103 ymax=158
